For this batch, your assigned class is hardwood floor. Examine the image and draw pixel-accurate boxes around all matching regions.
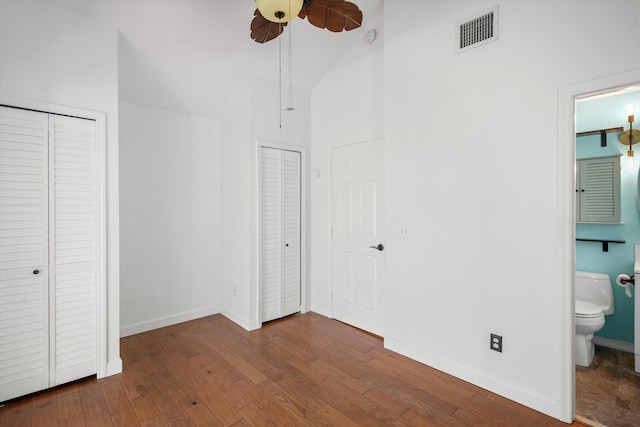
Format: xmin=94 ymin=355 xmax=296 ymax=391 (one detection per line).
xmin=1 ymin=312 xmax=591 ymax=426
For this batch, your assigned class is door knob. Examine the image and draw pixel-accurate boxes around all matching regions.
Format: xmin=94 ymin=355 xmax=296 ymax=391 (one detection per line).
xmin=33 ymin=269 xmax=40 ymax=275
xmin=369 ymin=244 xmax=384 ymax=251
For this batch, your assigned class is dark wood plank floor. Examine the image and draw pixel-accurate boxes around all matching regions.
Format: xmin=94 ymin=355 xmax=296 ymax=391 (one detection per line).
xmin=1 ymin=312 xmax=590 ymax=426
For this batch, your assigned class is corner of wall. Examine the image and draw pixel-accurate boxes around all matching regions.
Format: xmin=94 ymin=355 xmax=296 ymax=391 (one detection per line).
xmin=221 ymin=309 xmax=260 ymax=331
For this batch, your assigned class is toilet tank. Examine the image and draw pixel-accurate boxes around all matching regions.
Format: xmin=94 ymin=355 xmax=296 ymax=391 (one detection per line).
xmin=576 ymin=271 xmax=614 ymax=315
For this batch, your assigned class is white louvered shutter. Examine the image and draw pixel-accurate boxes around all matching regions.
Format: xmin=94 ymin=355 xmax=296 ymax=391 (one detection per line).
xmin=260 ymin=147 xmax=301 ymax=323
xmin=577 ymin=156 xmax=621 ymax=223
xmin=49 ymin=115 xmax=96 ymax=385
xmin=0 ymin=107 xmax=50 ymax=402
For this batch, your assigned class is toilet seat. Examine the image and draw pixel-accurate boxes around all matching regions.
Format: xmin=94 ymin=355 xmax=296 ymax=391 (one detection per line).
xmin=575 ymin=300 xmax=603 ymax=318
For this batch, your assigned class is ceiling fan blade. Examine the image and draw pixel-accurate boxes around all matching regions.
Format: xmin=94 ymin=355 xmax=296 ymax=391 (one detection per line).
xmin=301 ymin=0 xmax=363 ymax=33
xmin=250 ymin=9 xmax=287 ymax=43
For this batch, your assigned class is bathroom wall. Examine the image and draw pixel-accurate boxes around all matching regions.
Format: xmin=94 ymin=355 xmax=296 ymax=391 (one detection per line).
xmin=576 ymin=90 xmax=640 ymax=345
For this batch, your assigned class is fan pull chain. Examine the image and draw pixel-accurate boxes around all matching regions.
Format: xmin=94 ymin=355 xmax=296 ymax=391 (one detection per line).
xmin=278 ymin=22 xmax=282 ymax=129
xmin=286 ymin=8 xmax=294 ymax=111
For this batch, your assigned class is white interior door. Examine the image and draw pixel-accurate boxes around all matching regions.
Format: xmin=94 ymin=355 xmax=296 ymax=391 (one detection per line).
xmin=260 ymin=147 xmax=301 ymax=323
xmin=0 ymin=106 xmax=50 ymax=401
xmin=331 ymin=139 xmax=384 ymax=336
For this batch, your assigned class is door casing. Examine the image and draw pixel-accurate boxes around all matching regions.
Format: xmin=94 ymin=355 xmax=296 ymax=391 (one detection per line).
xmin=0 ymin=95 xmax=109 ymax=380
xmin=558 ymin=69 xmax=640 ymax=422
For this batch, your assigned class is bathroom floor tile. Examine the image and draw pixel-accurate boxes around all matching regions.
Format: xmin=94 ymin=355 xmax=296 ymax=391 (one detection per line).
xmin=576 ymin=345 xmax=640 ymax=427
xmin=613 ymin=408 xmax=640 ymax=427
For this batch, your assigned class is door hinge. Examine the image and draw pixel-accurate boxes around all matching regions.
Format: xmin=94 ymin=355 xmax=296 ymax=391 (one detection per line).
xmin=331 ymin=291 xmax=334 ymax=302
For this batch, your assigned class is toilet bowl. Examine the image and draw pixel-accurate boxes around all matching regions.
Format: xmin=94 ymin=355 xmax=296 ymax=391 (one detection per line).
xmin=575 ymin=271 xmax=614 ymax=367
xmin=575 ymin=300 xmax=606 ymax=367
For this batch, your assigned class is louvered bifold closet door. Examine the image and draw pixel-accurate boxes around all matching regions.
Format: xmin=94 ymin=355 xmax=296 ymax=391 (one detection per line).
xmin=261 ymin=148 xmax=283 ymax=323
xmin=0 ymin=107 xmax=50 ymax=402
xmin=260 ymin=147 xmax=301 ymax=323
xmin=281 ymin=151 xmax=301 ymax=317
xmin=49 ymin=115 xmax=96 ymax=385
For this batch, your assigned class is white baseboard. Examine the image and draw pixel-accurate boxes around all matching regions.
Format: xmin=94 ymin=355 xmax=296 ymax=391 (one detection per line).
xmin=105 ymin=358 xmax=123 ymax=377
xmin=221 ymin=309 xmax=260 ymax=331
xmin=384 ymin=337 xmax=562 ymax=421
xmin=120 ymin=306 xmax=221 ymax=337
xmin=309 ymin=303 xmax=332 ymax=319
xmin=592 ymin=336 xmax=634 ymax=353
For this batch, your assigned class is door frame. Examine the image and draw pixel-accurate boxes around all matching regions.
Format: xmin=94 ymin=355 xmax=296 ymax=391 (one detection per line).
xmin=557 ymin=69 xmax=640 ymax=422
xmin=256 ymin=140 xmax=307 ymax=325
xmin=328 ymin=136 xmax=385 ymax=336
xmin=0 ymin=95 xmax=108 ymax=378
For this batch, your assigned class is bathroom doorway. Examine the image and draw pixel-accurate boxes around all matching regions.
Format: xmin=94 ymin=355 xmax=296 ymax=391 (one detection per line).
xmin=568 ymin=76 xmax=640 ymax=426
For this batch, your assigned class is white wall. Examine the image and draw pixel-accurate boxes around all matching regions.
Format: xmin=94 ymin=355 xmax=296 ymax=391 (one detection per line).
xmin=309 ymin=1 xmax=385 ymax=317
xmin=119 ymin=102 xmax=221 ymax=336
xmin=221 ymin=75 xmax=311 ymax=330
xmin=221 ymin=85 xmax=253 ymax=327
xmin=310 ymin=48 xmax=385 ymax=316
xmin=310 ymin=0 xmax=640 ymax=421
xmin=383 ymin=0 xmax=639 ymax=420
xmin=0 ymin=0 xmax=121 ymax=375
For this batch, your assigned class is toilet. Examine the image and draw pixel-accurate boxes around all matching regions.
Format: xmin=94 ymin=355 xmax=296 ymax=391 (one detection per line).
xmin=575 ymin=271 xmax=614 ymax=367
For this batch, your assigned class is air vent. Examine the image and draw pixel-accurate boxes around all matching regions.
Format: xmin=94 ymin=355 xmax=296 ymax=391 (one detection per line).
xmin=456 ymin=6 xmax=498 ymax=54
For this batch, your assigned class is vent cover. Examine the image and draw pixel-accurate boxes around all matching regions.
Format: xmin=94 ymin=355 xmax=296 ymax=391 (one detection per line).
xmin=456 ymin=6 xmax=498 ymax=54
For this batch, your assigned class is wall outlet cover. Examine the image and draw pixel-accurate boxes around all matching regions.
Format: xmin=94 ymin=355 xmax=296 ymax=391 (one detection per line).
xmin=399 ymin=226 xmax=411 ymax=238
xmin=491 ymin=333 xmax=502 ymax=352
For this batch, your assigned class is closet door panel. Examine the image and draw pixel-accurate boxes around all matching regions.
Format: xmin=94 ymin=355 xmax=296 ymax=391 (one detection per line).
xmin=260 ymin=147 xmax=283 ymax=323
xmin=260 ymin=147 xmax=301 ymax=323
xmin=282 ymin=151 xmax=301 ymax=316
xmin=49 ymin=115 xmax=96 ymax=385
xmin=0 ymin=106 xmax=49 ymax=402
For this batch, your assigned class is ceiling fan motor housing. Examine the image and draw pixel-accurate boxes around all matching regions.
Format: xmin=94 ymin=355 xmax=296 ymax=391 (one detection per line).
xmin=251 ymin=0 xmax=364 ymax=44
xmin=256 ymin=0 xmax=304 ymax=23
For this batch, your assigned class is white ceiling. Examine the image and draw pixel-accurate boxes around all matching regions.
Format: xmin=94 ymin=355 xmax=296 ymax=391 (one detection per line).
xmin=50 ymin=0 xmax=384 ymax=118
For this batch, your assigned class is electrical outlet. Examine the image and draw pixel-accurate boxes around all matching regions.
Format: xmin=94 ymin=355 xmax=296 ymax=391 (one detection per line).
xmin=399 ymin=226 xmax=411 ymax=238
xmin=490 ymin=333 xmax=502 ymax=352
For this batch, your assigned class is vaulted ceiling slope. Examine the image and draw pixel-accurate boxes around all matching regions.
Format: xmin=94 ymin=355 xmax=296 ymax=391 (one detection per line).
xmin=50 ymin=0 xmax=383 ymax=119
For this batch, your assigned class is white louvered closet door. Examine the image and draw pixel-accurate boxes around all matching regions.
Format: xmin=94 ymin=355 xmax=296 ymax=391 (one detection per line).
xmin=260 ymin=147 xmax=301 ymax=323
xmin=49 ymin=115 xmax=96 ymax=386
xmin=0 ymin=107 xmax=50 ymax=402
xmin=0 ymin=107 xmax=96 ymax=402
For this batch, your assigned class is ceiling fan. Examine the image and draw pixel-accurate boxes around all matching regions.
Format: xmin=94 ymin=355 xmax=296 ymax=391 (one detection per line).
xmin=251 ymin=0 xmax=363 ymax=44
